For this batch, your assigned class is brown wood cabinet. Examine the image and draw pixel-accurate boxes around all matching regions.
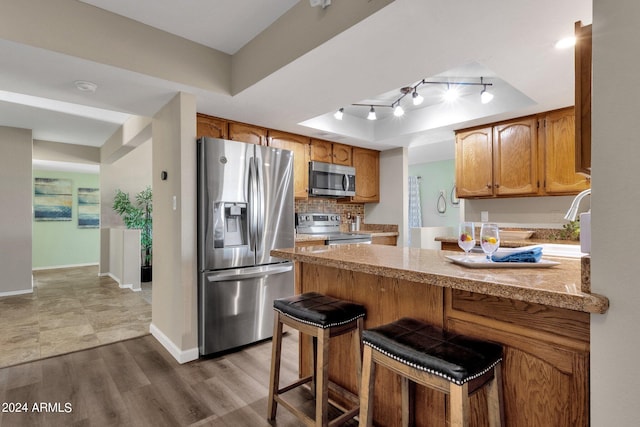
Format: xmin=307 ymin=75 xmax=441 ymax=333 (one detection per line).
xmin=228 ymin=122 xmax=267 ymax=145
xmin=455 ymin=118 xmax=539 ymax=198
xmin=310 ymin=139 xmax=352 ymax=166
xmin=456 ymin=110 xmax=590 ymax=199
xmin=455 ymin=127 xmax=494 ymax=197
xmin=540 ymin=108 xmax=591 ymax=194
xmin=493 ymin=117 xmax=539 ymax=196
xmin=446 ymin=289 xmax=589 ymax=426
xmin=195 ymin=113 xmax=381 ymax=203
xmin=575 ymin=21 xmax=592 ymax=176
xmin=295 ymin=261 xmax=590 ymax=426
xmin=371 ymin=235 xmax=397 ymax=246
xmin=268 ymin=130 xmax=310 ymax=199
xmin=196 ymin=114 xmax=227 ymax=139
xmin=351 ymin=147 xmax=380 ymax=203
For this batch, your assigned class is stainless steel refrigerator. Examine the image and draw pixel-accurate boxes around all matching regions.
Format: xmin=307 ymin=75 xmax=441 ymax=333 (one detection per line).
xmin=197 ymin=137 xmax=295 ymax=355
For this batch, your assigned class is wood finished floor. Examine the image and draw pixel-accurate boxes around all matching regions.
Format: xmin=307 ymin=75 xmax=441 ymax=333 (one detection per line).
xmin=0 ymin=330 xmax=358 ymax=426
xmin=1 ymin=268 xmax=358 ymax=426
xmin=0 ymin=266 xmax=151 ymax=369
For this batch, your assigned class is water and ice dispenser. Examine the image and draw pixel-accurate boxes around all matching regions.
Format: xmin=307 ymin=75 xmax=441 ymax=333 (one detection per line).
xmin=213 ymin=202 xmax=247 ymax=248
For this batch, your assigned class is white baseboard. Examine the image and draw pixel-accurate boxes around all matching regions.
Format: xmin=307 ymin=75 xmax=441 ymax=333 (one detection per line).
xmin=102 ymin=272 xmax=141 ymax=292
xmin=32 ymin=262 xmax=99 ymax=271
xmin=150 ymin=323 xmax=199 ymax=364
xmin=0 ymin=288 xmax=33 ymax=297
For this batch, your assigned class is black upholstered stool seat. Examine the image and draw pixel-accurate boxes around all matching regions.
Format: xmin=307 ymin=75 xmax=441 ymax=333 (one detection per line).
xmin=268 ymin=292 xmax=366 ymax=427
xmin=362 ymin=317 xmax=502 ymax=385
xmin=359 ymin=317 xmax=505 ymax=427
xmin=274 ymin=291 xmax=366 ymax=328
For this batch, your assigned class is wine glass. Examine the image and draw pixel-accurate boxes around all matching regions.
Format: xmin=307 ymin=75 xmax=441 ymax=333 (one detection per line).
xmin=480 ymin=223 xmax=500 ymax=262
xmin=457 ymin=222 xmax=476 ymax=259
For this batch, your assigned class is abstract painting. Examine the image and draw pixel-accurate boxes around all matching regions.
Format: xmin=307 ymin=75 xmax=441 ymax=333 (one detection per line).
xmin=77 ymin=187 xmax=100 ymax=228
xmin=34 ymin=178 xmax=72 ymax=221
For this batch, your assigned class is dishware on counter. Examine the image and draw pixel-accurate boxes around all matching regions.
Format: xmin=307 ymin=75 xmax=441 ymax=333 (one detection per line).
xmin=480 ymin=223 xmax=500 ymax=262
xmin=445 ymin=254 xmax=559 ymax=269
xmin=457 ymin=222 xmax=476 ymax=259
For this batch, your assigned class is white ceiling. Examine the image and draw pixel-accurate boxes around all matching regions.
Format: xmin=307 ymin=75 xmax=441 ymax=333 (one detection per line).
xmin=0 ymin=0 xmax=592 ymax=164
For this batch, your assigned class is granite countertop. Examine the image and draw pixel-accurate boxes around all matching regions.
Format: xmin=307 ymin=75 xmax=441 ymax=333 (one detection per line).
xmin=435 ymin=235 xmax=579 ymax=248
xmin=295 ymin=228 xmax=399 ymax=243
xmin=271 ymin=245 xmax=608 ymax=314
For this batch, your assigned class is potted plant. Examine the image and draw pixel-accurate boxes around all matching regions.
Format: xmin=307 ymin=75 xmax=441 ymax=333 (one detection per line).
xmin=112 ymin=186 xmax=153 ymax=282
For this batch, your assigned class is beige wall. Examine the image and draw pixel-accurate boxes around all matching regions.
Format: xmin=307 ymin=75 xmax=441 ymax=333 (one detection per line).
xmin=591 ymin=1 xmax=640 ymax=424
xmin=99 ymin=139 xmax=153 ymax=228
xmin=0 ymin=126 xmax=33 ymax=294
xmin=465 ymin=195 xmax=581 ymax=226
xmin=0 ymin=0 xmax=229 ymax=94
xmin=232 ymin=0 xmax=394 ymax=94
xmin=150 ymin=92 xmax=198 ymax=360
xmin=33 ymin=139 xmax=100 ymax=164
xmin=366 ymin=147 xmax=408 ymax=246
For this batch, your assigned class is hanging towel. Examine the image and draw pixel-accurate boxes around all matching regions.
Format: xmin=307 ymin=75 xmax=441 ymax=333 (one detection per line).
xmin=491 ymin=247 xmax=543 ymax=263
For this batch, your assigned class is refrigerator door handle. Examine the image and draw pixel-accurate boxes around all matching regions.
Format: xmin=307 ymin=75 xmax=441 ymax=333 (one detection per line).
xmin=254 ymin=157 xmax=264 ymax=249
xmin=205 ymin=263 xmax=293 ymax=282
xmin=248 ymin=156 xmax=258 ymax=249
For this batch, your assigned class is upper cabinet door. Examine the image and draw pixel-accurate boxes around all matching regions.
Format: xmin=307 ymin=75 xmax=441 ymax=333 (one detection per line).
xmin=228 ymin=122 xmax=267 ymax=146
xmin=332 ymin=142 xmax=352 ymax=166
xmin=268 ymin=130 xmax=310 ymax=199
xmin=310 ymin=139 xmax=333 ymax=163
xmin=575 ymin=21 xmax=592 ymax=176
xmin=310 ymin=139 xmax=352 ymax=166
xmin=455 ymin=127 xmax=494 ymax=198
xmin=542 ymin=108 xmax=591 ymax=194
xmin=351 ymin=147 xmax=379 ymax=203
xmin=197 ymin=114 xmax=228 ymax=139
xmin=493 ymin=118 xmax=539 ymax=196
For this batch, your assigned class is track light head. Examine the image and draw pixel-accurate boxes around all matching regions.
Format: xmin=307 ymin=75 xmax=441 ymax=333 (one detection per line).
xmin=412 ymin=90 xmax=424 ymax=106
xmin=480 ymin=87 xmax=494 ymax=104
xmin=334 ymin=108 xmax=344 ymax=120
xmin=367 ymin=106 xmax=377 ymax=120
xmin=393 ymin=103 xmax=405 ymax=117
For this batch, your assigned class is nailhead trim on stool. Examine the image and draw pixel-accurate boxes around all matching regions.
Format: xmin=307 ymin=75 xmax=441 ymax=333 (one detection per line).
xmin=359 ymin=317 xmax=504 ymax=427
xmin=268 ymin=292 xmax=366 ymax=427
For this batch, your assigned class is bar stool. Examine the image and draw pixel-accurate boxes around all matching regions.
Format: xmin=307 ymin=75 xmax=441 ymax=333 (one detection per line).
xmin=359 ymin=317 xmax=504 ymax=427
xmin=267 ymin=292 xmax=366 ymax=427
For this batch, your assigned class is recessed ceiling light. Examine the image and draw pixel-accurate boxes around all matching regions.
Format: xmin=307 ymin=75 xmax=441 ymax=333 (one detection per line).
xmin=74 ymin=80 xmax=98 ymax=92
xmin=555 ymin=36 xmax=576 ymax=49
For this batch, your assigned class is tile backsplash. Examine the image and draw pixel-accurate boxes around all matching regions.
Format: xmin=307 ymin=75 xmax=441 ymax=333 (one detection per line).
xmin=295 ymin=198 xmax=365 ymax=228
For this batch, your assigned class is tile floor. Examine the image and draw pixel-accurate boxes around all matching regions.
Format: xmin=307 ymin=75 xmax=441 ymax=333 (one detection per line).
xmin=0 ymin=265 xmax=151 ymax=368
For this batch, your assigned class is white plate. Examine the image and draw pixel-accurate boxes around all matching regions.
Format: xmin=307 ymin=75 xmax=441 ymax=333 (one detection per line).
xmin=445 ymin=254 xmax=560 ymax=269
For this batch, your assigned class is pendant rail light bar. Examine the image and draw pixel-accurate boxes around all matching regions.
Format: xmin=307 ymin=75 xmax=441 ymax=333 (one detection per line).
xmin=337 ymin=77 xmax=494 ymax=120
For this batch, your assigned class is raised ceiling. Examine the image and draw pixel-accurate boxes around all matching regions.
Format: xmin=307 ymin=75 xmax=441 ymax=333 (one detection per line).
xmin=0 ymin=0 xmax=591 ymax=163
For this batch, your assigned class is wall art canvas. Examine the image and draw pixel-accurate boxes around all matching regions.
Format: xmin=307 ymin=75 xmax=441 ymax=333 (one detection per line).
xmin=77 ymin=187 xmax=100 ymax=228
xmin=34 ymin=178 xmax=72 ymax=221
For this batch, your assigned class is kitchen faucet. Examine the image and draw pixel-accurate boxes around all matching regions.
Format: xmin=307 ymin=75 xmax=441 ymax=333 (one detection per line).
xmin=564 ymin=188 xmax=591 ymax=221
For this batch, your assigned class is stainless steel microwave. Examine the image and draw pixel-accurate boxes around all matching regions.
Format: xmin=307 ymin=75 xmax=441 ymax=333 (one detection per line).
xmin=308 ymin=161 xmax=356 ymax=197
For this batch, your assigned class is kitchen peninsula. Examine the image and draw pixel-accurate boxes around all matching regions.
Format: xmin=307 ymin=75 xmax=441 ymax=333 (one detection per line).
xmin=271 ymin=244 xmax=608 ymax=426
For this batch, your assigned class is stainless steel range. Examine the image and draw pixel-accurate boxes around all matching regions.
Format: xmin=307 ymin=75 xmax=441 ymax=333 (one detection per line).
xmin=296 ymin=213 xmax=371 ymax=245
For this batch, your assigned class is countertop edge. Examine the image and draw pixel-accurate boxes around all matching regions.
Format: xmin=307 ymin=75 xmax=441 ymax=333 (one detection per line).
xmin=272 ymin=247 xmax=609 ymax=314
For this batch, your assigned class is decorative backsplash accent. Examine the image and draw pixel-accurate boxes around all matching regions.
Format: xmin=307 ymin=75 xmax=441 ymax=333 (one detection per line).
xmin=295 ymin=198 xmax=365 ymax=230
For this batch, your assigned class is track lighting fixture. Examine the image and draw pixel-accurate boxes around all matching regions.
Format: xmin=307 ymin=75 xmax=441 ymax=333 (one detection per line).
xmin=412 ymin=90 xmax=424 ymax=106
xmin=367 ymin=106 xmax=377 ymax=120
xmin=336 ymin=77 xmax=494 ymax=120
xmin=393 ymin=103 xmax=405 ymax=117
xmin=479 ymin=77 xmax=494 ymax=104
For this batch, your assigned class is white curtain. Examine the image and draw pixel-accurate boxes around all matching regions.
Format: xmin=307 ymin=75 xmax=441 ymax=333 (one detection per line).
xmin=408 ymin=176 xmax=422 ymax=245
